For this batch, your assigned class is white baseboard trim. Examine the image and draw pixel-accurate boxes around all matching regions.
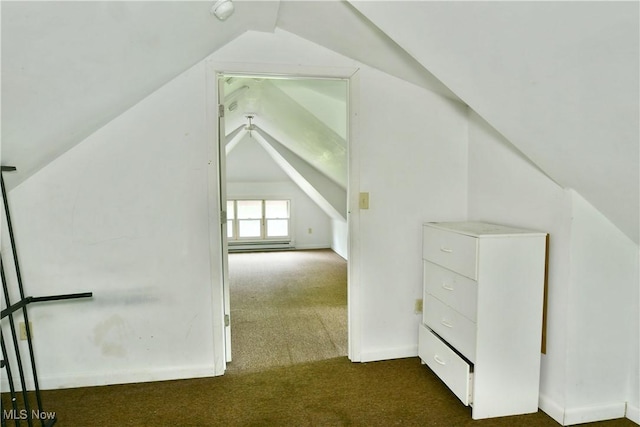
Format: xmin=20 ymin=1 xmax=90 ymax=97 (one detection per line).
xmin=0 ymin=365 xmax=218 ymax=391
xmin=627 ymin=402 xmax=640 ymax=425
xmin=332 ymin=248 xmax=347 ymax=260
xmin=295 ymin=244 xmax=331 ymax=250
xmin=539 ymin=393 xmax=565 ymax=425
xmin=563 ymin=402 xmax=627 ymax=425
xmin=359 ymin=345 xmax=417 ymax=363
xmin=539 ymin=394 xmax=630 ymax=426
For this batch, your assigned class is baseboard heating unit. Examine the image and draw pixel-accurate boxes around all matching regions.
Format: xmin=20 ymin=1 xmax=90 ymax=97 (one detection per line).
xmin=228 ymin=241 xmax=294 ymax=253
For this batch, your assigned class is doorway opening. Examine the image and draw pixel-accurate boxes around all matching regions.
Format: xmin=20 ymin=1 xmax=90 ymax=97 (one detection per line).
xmin=217 ymin=73 xmax=350 ymax=373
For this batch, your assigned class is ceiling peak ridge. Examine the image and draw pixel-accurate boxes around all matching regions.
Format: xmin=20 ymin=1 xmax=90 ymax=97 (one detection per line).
xmin=275 ymin=0 xmax=460 ymax=101
xmin=253 ymin=125 xmax=347 ymax=192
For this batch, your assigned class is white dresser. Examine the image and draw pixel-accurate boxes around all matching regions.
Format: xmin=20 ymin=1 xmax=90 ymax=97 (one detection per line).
xmin=418 ymin=221 xmax=547 ymax=419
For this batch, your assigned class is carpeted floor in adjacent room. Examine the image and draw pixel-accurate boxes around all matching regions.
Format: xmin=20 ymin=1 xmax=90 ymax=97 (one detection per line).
xmin=226 ymin=249 xmax=348 ymax=373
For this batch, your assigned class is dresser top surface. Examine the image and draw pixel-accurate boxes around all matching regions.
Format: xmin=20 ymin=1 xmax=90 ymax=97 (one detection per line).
xmin=424 ymin=221 xmax=546 ymax=238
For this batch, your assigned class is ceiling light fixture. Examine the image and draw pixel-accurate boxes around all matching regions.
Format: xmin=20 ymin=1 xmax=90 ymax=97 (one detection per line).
xmin=245 ymin=114 xmax=256 ymax=137
xmin=211 ymin=0 xmax=235 ymax=21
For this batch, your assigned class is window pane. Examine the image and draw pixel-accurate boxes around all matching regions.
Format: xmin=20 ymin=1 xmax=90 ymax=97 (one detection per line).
xmin=227 ymin=200 xmax=235 ymax=219
xmin=239 ymin=219 xmax=261 ymax=238
xmin=237 ymin=200 xmax=262 ymax=219
xmin=227 ymin=219 xmax=234 ymax=238
xmin=266 ymin=219 xmax=288 ymax=237
xmin=265 ymin=200 xmax=289 ymax=218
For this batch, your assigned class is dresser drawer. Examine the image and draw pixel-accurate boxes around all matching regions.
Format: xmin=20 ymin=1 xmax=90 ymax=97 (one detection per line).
xmin=424 ymin=294 xmax=476 ymax=362
xmin=422 ymin=225 xmax=478 ymax=279
xmin=424 ymin=261 xmax=477 ymax=322
xmin=418 ymin=324 xmax=473 ymax=406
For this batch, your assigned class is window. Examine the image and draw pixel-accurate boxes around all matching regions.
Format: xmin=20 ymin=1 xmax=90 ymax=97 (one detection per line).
xmin=265 ymin=200 xmax=289 ymax=237
xmin=227 ymin=199 xmax=290 ymax=241
xmin=237 ymin=200 xmax=262 ymax=239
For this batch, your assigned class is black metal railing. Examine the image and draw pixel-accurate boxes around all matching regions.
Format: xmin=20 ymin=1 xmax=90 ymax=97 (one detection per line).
xmin=1 ymin=166 xmax=93 ymax=427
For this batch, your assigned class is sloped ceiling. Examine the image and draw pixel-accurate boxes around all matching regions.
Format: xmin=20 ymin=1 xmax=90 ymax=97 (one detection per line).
xmin=350 ymin=1 xmax=640 ymax=243
xmin=222 ymin=75 xmax=348 ymax=219
xmin=223 ymin=76 xmax=348 ymax=189
xmin=1 ymin=0 xmax=455 ymax=191
xmin=276 ymin=0 xmax=459 ymax=101
xmin=2 ymin=1 xmax=637 ymax=243
xmin=252 ymin=126 xmax=347 ymax=220
xmin=226 ymin=128 xmax=347 ymax=220
xmin=1 ymin=0 xmax=280 ymax=188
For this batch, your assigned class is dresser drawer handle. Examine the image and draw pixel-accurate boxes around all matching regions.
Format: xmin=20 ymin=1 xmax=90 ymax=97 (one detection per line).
xmin=442 ymin=282 xmax=454 ymax=291
xmin=440 ymin=246 xmax=454 ymax=253
xmin=433 ymin=354 xmax=447 ymax=365
xmin=441 ymin=319 xmax=453 ymax=328
xmin=434 ymin=355 xmax=447 ymax=365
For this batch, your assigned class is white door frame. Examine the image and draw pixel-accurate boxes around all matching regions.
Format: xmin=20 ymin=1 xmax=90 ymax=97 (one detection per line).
xmin=216 ymin=75 xmax=233 ymax=364
xmin=206 ymin=60 xmax=362 ymax=374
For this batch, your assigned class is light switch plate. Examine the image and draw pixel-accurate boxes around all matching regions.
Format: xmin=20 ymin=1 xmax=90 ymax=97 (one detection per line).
xmin=359 ymin=192 xmax=369 ymax=209
xmin=19 ymin=321 xmax=32 ymax=340
xmin=414 ymin=299 xmax=423 ymax=314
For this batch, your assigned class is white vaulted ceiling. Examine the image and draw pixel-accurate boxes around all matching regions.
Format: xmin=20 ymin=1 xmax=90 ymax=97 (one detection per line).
xmin=351 ymin=1 xmax=639 ymax=243
xmin=222 ymin=75 xmax=349 ymax=220
xmin=1 ymin=0 xmax=459 ymax=190
xmin=223 ymin=76 xmax=348 ymax=189
xmin=1 ymin=0 xmax=280 ymax=188
xmin=2 ymin=1 xmax=638 ymax=242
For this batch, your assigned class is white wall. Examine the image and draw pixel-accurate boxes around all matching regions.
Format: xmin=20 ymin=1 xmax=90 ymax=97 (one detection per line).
xmin=467 ymin=110 xmax=570 ymax=412
xmin=226 ymin=135 xmax=333 ymax=250
xmin=331 ymin=219 xmax=348 ymax=260
xmin=354 ymin=67 xmax=468 ymax=361
xmin=226 ymin=134 xmax=288 ymax=183
xmin=1 ymin=28 xmax=469 ymax=389
xmin=1 ymin=63 xmax=220 ymax=389
xmin=467 ymin=110 xmax=639 ymax=425
xmin=564 ymin=191 xmax=639 ymax=425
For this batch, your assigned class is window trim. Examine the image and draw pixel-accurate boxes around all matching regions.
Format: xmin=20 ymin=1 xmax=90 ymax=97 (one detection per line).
xmin=227 ymin=199 xmax=291 ymax=242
